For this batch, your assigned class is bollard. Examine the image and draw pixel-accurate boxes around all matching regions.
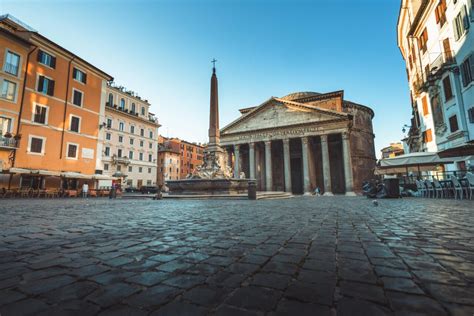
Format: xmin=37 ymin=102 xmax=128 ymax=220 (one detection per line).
xmin=248 ymin=180 xmax=257 ymax=200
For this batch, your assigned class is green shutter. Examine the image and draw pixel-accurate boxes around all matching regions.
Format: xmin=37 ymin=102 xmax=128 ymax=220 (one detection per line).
xmin=37 ymin=76 xmax=44 ymax=92
xmin=47 ymin=80 xmax=55 ymax=96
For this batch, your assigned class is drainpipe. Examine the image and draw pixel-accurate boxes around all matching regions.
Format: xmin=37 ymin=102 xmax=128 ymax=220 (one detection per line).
xmin=11 ymin=45 xmax=37 ymax=168
xmin=59 ymin=57 xmax=75 ymax=159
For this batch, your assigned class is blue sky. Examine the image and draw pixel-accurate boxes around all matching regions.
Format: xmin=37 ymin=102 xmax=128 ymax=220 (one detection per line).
xmin=1 ymin=0 xmax=409 ymax=157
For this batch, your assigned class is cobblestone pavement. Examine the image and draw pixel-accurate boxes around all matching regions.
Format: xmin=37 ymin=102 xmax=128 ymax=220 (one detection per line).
xmin=1 ymin=197 xmax=474 ymax=316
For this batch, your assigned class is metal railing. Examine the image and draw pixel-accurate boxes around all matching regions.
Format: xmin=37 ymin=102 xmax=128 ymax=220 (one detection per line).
xmin=0 ymin=136 xmax=17 ymax=148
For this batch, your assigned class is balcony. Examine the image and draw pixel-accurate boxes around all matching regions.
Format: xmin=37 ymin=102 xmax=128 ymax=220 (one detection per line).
xmin=112 ymin=155 xmax=130 ymax=165
xmin=0 ymin=136 xmax=17 ymax=150
xmin=430 ymin=51 xmax=455 ymax=74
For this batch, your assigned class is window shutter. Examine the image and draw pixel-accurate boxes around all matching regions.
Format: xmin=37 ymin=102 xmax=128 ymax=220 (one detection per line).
xmin=51 ymin=56 xmax=56 ymax=69
xmin=72 ymin=68 xmax=77 ymax=79
xmin=470 ymin=54 xmax=474 ymax=83
xmin=83 ymin=73 xmax=87 ymax=84
xmin=463 ymin=5 xmax=470 ymax=29
xmin=48 ymin=80 xmax=55 ymax=96
xmin=37 ymin=76 xmax=44 ymax=92
xmin=37 ymin=50 xmax=43 ymax=62
xmin=435 ymin=7 xmax=440 ymax=23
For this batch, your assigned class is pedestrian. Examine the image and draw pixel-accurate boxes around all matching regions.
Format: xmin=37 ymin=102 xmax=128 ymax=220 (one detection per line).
xmin=109 ymin=183 xmax=116 ymax=199
xmin=314 ymin=187 xmax=321 ymax=196
xmin=82 ymin=183 xmax=89 ymax=198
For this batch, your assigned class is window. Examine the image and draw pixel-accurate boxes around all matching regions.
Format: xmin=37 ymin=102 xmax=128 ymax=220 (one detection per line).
xmin=139 ymin=167 xmax=143 ymax=173
xmin=105 ymin=147 xmax=110 ymax=156
xmin=453 ymin=6 xmax=470 ymax=40
xmin=37 ymin=76 xmax=55 ymax=96
xmin=148 ymin=168 xmax=151 ymax=173
xmin=1 ymin=80 xmax=16 ymax=101
xmin=147 ymin=180 xmax=152 ymax=185
xmin=117 ymin=165 xmax=121 ymax=172
xmin=104 ymin=163 xmax=109 ymax=171
xmin=130 ymin=125 xmax=135 ymax=134
xmin=72 ymin=68 xmax=87 ymax=84
xmin=149 ymin=142 xmax=152 ymax=149
xmin=423 ymin=129 xmax=433 ymax=143
xmin=4 ymin=51 xmax=20 ymax=76
xmin=468 ymin=107 xmax=474 ymax=123
xmin=0 ymin=117 xmax=12 ymax=134
xmin=449 ymin=115 xmax=459 ymax=133
xmin=72 ymin=89 xmax=83 ymax=106
xmin=29 ymin=136 xmax=44 ymax=154
xmin=67 ymin=143 xmax=78 ymax=159
xmin=120 ymin=98 xmax=125 ymax=110
xmin=130 ymin=138 xmax=134 ymax=145
xmin=37 ymin=50 xmax=56 ymax=68
xmin=108 ymin=93 xmax=113 ymax=106
xmin=442 ymin=76 xmax=454 ymax=101
xmin=139 ymin=152 xmax=143 ymax=161
xmin=149 ymin=154 xmax=152 ymax=162
xmin=128 ymin=166 xmax=132 ymax=172
xmin=418 ymin=28 xmax=428 ymax=53
xmin=140 ymin=128 xmax=144 ymax=137
xmin=33 ymin=104 xmax=48 ymax=124
xmin=140 ymin=140 xmax=144 ymax=147
xmin=70 ymin=116 xmax=80 ymax=132
xmin=118 ymin=135 xmax=123 ymax=143
xmin=106 ymin=133 xmax=111 ymax=140
xmin=149 ymin=131 xmax=153 ymax=139
xmin=129 ymin=151 xmax=134 ymax=159
xmin=443 ymin=38 xmax=453 ymax=61
xmin=435 ymin=0 xmax=447 ymax=26
xmin=119 ymin=122 xmax=124 ymax=131
xmin=117 ymin=149 xmax=122 ymax=157
xmin=131 ymin=103 xmax=136 ymax=113
xmin=461 ymin=55 xmax=474 ymax=87
xmin=421 ymin=96 xmax=429 ymax=115
xmin=107 ymin=118 xmax=112 ymax=128
xmin=141 ymin=107 xmax=145 ymax=115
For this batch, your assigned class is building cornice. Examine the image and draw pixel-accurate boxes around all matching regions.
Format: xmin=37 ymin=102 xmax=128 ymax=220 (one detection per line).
xmin=105 ymin=106 xmax=161 ymax=128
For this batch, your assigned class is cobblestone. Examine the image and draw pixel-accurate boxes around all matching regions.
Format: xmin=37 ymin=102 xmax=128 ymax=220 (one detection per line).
xmin=0 ymin=197 xmax=473 ymax=314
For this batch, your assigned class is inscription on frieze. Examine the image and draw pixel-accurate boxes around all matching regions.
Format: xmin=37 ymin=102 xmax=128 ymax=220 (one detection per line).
xmin=237 ymin=126 xmax=323 ymax=140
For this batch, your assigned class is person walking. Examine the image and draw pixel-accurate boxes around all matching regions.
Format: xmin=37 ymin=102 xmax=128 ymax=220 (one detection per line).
xmin=82 ymin=183 xmax=89 ymax=198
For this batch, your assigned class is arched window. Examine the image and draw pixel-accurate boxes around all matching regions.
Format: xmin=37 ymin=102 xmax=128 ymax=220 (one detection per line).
xmin=131 ymin=103 xmax=136 ymax=113
xmin=108 ymin=93 xmax=113 ymax=106
xmin=120 ymin=98 xmax=125 ymax=110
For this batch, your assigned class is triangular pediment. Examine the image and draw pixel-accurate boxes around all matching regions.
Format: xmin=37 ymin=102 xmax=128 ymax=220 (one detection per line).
xmin=221 ymin=98 xmax=348 ymax=135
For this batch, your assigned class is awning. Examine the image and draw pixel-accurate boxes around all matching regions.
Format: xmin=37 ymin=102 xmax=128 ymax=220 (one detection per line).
xmin=61 ymin=172 xmax=93 ymax=179
xmin=8 ymin=168 xmax=60 ymax=176
xmin=438 ymin=142 xmax=474 ymax=158
xmin=376 ymin=152 xmax=454 ymax=175
xmin=92 ymin=174 xmax=117 ymax=180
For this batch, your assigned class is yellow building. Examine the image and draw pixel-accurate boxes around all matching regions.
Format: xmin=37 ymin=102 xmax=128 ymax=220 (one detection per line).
xmin=380 ymin=142 xmax=405 ymax=159
xmin=0 ymin=14 xmax=113 ymax=190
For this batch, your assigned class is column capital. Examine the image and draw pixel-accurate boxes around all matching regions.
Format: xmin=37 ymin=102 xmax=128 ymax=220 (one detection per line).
xmin=342 ymin=131 xmax=350 ymax=140
xmin=264 ymin=140 xmax=272 ymax=146
xmin=234 ymin=144 xmax=240 ymax=151
xmin=301 ymin=136 xmax=309 ymax=145
xmin=249 ymin=142 xmax=255 ymax=148
xmin=282 ymin=138 xmax=290 ymax=145
xmin=320 ymin=134 xmax=328 ymax=142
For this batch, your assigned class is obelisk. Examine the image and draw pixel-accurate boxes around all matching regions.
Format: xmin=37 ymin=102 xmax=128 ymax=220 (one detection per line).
xmin=208 ymin=59 xmax=221 ymax=153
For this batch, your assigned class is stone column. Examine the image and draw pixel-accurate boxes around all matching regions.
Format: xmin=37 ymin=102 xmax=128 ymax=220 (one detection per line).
xmin=301 ymin=137 xmax=311 ymax=195
xmin=249 ymin=142 xmax=256 ymax=179
xmin=233 ymin=145 xmax=240 ymax=179
xmin=264 ymin=140 xmax=272 ymax=191
xmin=321 ymin=134 xmax=333 ymax=196
xmin=283 ymin=139 xmax=292 ymax=193
xmin=342 ymin=132 xmax=356 ymax=196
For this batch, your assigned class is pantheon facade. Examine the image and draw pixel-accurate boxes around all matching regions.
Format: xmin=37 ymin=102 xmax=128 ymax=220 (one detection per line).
xmin=220 ymin=91 xmax=376 ymax=195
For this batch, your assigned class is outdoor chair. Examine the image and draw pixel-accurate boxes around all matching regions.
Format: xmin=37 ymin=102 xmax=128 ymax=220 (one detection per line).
xmin=424 ymin=180 xmax=434 ymax=198
xmin=37 ymin=190 xmax=47 ymax=198
xmin=415 ymin=180 xmax=425 ymax=197
xmin=19 ymin=188 xmax=31 ymax=198
xmin=466 ymin=173 xmax=474 ymax=200
xmin=432 ymin=178 xmax=444 ymax=198
xmin=450 ymin=175 xmax=464 ymax=200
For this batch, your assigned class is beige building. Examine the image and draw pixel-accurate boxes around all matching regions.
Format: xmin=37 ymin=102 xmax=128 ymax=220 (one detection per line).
xmin=100 ymin=83 xmax=160 ymax=189
xmin=158 ymin=136 xmax=181 ymax=181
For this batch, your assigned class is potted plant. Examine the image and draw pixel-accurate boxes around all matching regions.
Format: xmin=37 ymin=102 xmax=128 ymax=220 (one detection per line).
xmin=4 ymin=132 xmax=12 ymax=138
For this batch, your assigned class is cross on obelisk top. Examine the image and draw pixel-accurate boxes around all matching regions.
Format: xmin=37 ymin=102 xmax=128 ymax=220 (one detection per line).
xmin=211 ymin=58 xmax=217 ymax=73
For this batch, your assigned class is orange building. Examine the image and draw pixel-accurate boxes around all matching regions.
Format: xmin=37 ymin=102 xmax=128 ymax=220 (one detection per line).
xmin=158 ymin=136 xmax=205 ymax=180
xmin=179 ymin=140 xmax=205 ymax=179
xmin=0 ymin=15 xmax=113 ymax=190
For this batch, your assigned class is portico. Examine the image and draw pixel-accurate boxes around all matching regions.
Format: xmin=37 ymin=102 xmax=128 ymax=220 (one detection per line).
xmin=220 ymin=91 xmax=376 ymax=195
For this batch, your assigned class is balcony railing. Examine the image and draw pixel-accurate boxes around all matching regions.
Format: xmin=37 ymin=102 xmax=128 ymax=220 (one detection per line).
xmin=0 ymin=136 xmax=17 ymax=149
xmin=112 ymin=155 xmax=130 ymax=165
xmin=430 ymin=51 xmax=456 ymax=73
